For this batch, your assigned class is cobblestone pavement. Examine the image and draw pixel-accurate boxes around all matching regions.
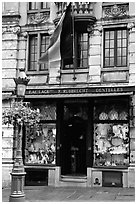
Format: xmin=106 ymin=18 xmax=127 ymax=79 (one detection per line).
xmin=2 ymin=186 xmax=135 ymax=202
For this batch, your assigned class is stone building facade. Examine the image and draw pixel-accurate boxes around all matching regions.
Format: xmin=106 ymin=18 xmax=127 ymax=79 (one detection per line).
xmin=2 ymin=2 xmax=135 ymax=188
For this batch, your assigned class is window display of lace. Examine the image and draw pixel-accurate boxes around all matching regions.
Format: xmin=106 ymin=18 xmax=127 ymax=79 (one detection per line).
xmin=94 ymin=123 xmax=129 ymax=167
xmin=25 ymin=124 xmax=56 ymax=165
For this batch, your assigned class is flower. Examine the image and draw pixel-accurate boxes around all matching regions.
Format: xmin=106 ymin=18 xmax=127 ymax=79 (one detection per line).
xmin=2 ymin=101 xmax=42 ymax=125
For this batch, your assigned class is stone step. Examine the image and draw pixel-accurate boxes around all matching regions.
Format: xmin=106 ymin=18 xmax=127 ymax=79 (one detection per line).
xmin=60 ymin=175 xmax=87 ymax=183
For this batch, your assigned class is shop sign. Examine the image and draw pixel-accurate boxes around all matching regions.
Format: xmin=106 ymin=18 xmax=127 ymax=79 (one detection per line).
xmin=26 ymin=86 xmax=134 ymax=95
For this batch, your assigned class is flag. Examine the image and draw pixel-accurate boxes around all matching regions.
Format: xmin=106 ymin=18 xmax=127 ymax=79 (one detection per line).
xmin=38 ymin=3 xmax=73 ymax=65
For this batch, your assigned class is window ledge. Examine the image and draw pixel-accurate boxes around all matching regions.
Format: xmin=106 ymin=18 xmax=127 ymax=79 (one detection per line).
xmin=102 ymin=67 xmax=128 ymax=72
xmin=61 ymin=68 xmax=89 ymax=74
xmin=26 ymin=71 xmax=48 ymax=75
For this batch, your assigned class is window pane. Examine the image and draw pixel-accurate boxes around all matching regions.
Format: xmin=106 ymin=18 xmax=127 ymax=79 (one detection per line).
xmin=117 ymin=40 xmax=121 ymax=48
xmin=122 ymin=48 xmax=127 ymax=56
xmin=105 ymin=41 xmax=109 ymax=48
xmin=29 ymin=2 xmax=38 ymax=10
xmin=41 ymin=2 xmax=50 ymax=9
xmin=105 ymin=31 xmax=109 ymax=39
xmin=83 ymin=42 xmax=88 ymax=50
xmin=83 ymin=50 xmax=88 ymax=58
xmin=110 ymin=40 xmax=114 ymax=48
xmin=122 ymin=39 xmax=127 ymax=47
xmin=110 ymin=31 xmax=114 ymax=39
xmin=105 ymin=58 xmax=109 ymax=66
xmin=122 ymin=57 xmax=127 ymax=66
xmin=117 ymin=30 xmax=122 ymax=38
xmin=110 ymin=49 xmax=114 ymax=57
xmin=117 ymin=57 xmax=121 ymax=66
xmin=83 ymin=33 xmax=88 ymax=41
xmin=117 ymin=48 xmax=122 ymax=57
xmin=83 ymin=59 xmax=88 ymax=67
xmin=110 ymin=58 xmax=114 ymax=66
xmin=105 ymin=49 xmax=109 ymax=57
xmin=122 ymin=30 xmax=127 ymax=38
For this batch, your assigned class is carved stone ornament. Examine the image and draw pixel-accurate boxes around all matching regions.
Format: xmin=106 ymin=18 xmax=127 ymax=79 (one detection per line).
xmin=2 ymin=25 xmax=20 ymax=34
xmin=104 ymin=4 xmax=129 ymax=18
xmin=20 ymin=32 xmax=28 ymax=38
xmin=28 ymin=13 xmax=49 ymax=24
xmin=127 ymin=22 xmax=135 ymax=30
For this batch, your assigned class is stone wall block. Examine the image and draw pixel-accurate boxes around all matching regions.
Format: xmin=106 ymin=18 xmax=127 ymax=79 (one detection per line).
xmin=18 ymin=49 xmax=26 ymax=59
xmin=2 ymin=126 xmax=13 ymax=137
xmin=2 ymin=69 xmax=16 ymax=78
xmin=89 ymin=35 xmax=101 ymax=45
xmin=89 ymin=45 xmax=100 ymax=56
xmin=29 ymin=75 xmax=48 ymax=85
xmin=129 ymin=52 xmax=135 ymax=64
xmin=89 ymin=56 xmax=100 ymax=66
xmin=129 ymin=64 xmax=135 ymax=74
xmin=89 ymin=65 xmax=101 ymax=76
xmin=2 ymin=78 xmax=16 ymax=89
xmin=2 ymin=50 xmax=17 ymax=59
xmin=129 ymin=32 xmax=135 ymax=43
xmin=2 ymin=138 xmax=13 ymax=148
xmin=129 ymin=42 xmax=135 ymax=53
xmin=2 ymin=149 xmax=13 ymax=159
xmin=2 ymin=33 xmax=18 ymax=40
xmin=2 ymin=59 xmax=17 ymax=69
xmin=88 ymin=75 xmax=100 ymax=83
xmin=2 ymin=40 xmax=18 ymax=50
xmin=128 ymin=167 xmax=135 ymax=187
xmin=129 ymin=73 xmax=135 ymax=84
xmin=18 ymin=40 xmax=26 ymax=50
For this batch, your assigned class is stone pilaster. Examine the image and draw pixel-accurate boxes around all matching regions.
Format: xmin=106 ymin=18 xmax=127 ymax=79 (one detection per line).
xmin=88 ymin=25 xmax=102 ymax=84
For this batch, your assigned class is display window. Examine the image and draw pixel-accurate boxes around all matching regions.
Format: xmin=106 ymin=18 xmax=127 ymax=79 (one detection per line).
xmin=93 ymin=99 xmax=129 ymax=167
xmin=24 ymin=102 xmax=56 ymax=165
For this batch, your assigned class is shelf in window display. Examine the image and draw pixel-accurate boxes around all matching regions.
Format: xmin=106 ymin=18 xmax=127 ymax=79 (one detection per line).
xmin=92 ymin=165 xmax=129 ymax=169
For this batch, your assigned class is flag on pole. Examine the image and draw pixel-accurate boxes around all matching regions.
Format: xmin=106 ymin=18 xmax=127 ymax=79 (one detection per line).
xmin=38 ymin=3 xmax=73 ymax=65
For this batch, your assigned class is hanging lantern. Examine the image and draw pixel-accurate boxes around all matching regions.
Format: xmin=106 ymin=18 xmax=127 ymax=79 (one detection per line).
xmin=14 ymin=68 xmax=30 ymax=98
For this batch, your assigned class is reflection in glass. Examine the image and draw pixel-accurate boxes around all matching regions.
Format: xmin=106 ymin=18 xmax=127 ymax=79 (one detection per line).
xmin=25 ymin=123 xmax=56 ymax=165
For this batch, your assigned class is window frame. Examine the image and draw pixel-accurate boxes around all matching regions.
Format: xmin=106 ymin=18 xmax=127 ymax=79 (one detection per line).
xmin=28 ymin=2 xmax=50 ymax=13
xmin=24 ymin=101 xmax=57 ymax=166
xmin=103 ymin=27 xmax=128 ymax=69
xmin=27 ymin=31 xmax=49 ymax=74
xmin=62 ymin=31 xmax=89 ymax=70
xmin=93 ymin=97 xmax=130 ymax=168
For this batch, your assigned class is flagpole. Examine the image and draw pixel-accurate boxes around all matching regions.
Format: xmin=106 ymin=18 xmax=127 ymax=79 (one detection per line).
xmin=72 ymin=3 xmax=76 ymax=81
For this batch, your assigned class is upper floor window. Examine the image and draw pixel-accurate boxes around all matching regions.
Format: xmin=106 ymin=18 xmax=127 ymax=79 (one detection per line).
xmin=104 ymin=28 xmax=128 ymax=68
xmin=64 ymin=32 xmax=89 ymax=69
xmin=28 ymin=33 xmax=49 ymax=71
xmin=29 ymin=2 xmax=50 ymax=11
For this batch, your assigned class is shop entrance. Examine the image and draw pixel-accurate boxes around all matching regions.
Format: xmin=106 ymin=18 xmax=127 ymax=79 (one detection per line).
xmin=61 ymin=101 xmax=88 ymax=176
